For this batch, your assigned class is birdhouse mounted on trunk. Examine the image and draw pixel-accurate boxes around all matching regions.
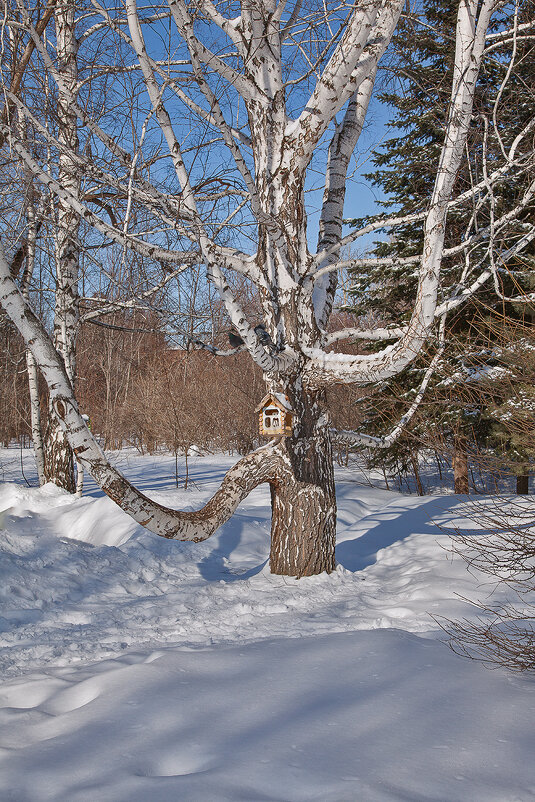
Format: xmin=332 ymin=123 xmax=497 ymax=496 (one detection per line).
xmin=255 ymin=393 xmax=294 ymax=437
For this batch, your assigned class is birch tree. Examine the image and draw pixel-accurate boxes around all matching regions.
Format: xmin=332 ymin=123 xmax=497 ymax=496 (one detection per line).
xmin=0 ymin=0 xmax=532 ymax=577
xmin=42 ymin=0 xmax=80 ymax=493
xmin=1 ymin=0 xmax=82 ymax=491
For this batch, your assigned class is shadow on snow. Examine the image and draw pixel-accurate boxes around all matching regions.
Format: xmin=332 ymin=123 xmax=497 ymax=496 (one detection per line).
xmin=335 ymin=496 xmax=461 ymax=572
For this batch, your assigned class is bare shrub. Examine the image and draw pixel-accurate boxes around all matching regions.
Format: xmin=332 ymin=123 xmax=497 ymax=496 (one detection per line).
xmin=439 ymin=496 xmax=535 ymax=671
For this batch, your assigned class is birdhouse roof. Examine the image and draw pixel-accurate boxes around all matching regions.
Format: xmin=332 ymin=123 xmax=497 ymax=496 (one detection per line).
xmin=254 ymin=392 xmax=293 ymax=413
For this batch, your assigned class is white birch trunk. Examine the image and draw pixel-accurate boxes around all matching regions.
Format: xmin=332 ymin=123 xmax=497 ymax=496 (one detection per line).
xmin=21 ymin=203 xmax=45 ymax=486
xmin=75 ymin=461 xmax=84 ymax=497
xmin=43 ymin=0 xmax=80 ymax=493
xmin=26 ymin=350 xmax=45 ymax=485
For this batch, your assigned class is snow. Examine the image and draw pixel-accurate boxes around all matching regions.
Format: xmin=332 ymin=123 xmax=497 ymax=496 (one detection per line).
xmin=0 ymin=448 xmax=534 ymax=801
xmin=440 ymin=364 xmax=511 ymax=385
xmin=272 ymin=391 xmax=293 ymax=411
xmin=255 ymin=392 xmax=293 ymax=412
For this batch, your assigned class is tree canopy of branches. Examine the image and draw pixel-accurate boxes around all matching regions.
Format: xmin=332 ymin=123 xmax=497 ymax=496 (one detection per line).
xmin=0 ymin=0 xmax=533 ymax=577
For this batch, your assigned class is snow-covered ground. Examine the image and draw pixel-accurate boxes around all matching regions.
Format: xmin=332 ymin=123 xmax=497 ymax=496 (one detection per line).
xmin=0 ymin=447 xmax=534 ymax=801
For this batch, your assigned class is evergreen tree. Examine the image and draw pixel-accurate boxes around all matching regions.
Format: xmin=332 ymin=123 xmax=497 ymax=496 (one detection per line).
xmin=347 ymin=0 xmax=535 ymax=492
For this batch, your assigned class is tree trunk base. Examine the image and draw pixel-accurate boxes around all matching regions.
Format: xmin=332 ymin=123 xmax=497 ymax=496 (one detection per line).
xmin=453 ymin=442 xmax=469 ymax=495
xmin=516 ymin=474 xmax=529 ymax=495
xmin=269 ymin=481 xmax=336 ymax=577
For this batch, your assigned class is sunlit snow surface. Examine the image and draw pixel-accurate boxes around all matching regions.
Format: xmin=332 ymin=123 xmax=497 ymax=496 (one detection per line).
xmin=0 ymin=449 xmax=534 ymax=801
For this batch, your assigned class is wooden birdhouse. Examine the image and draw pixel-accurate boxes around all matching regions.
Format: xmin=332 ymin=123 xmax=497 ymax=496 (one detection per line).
xmin=255 ymin=393 xmax=294 ymax=437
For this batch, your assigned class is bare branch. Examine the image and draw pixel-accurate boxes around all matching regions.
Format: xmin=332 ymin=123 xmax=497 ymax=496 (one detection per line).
xmin=325 ymin=326 xmax=406 ymax=346
xmin=0 ymin=0 xmax=56 ymax=146
xmin=331 ymin=318 xmax=445 ymax=447
xmin=285 ymin=0 xmax=404 ymax=167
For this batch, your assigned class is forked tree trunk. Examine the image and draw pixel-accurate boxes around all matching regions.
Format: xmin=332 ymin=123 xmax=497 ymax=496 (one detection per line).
xmin=269 ymin=383 xmax=336 ymax=577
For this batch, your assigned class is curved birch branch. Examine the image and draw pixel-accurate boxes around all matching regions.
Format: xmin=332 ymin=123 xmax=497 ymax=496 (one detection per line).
xmin=285 ymin=0 xmax=404 ymax=167
xmin=331 ymin=321 xmax=445 ymax=448
xmin=0 ymin=248 xmax=282 ymax=541
xmin=302 ymin=0 xmax=497 ymax=387
xmin=325 ymin=326 xmax=406 ymax=346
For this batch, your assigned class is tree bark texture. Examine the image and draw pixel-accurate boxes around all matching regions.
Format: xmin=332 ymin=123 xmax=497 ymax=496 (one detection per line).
xmin=20 ymin=202 xmax=45 ymax=486
xmin=43 ymin=422 xmax=76 ymax=492
xmin=410 ymin=452 xmax=425 ymax=496
xmin=269 ymin=383 xmax=336 ymax=577
xmin=44 ymin=0 xmax=80 ymax=492
xmin=26 ymin=349 xmax=46 ymax=486
xmin=453 ymin=440 xmax=469 ymax=495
